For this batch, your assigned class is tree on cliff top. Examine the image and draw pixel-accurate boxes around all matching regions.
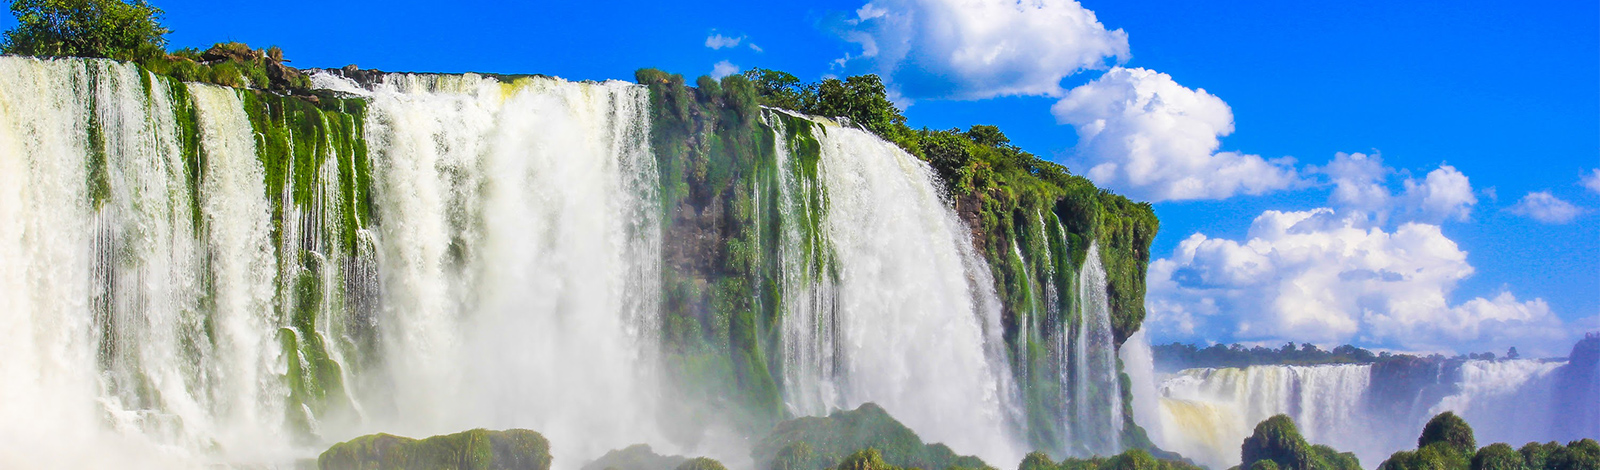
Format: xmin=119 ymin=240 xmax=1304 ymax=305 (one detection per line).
xmin=3 ymin=0 xmax=168 ymax=60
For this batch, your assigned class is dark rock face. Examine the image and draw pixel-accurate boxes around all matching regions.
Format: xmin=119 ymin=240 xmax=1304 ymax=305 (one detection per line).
xmin=318 ymin=428 xmax=551 ymax=470
xmin=1554 ymin=335 xmax=1600 ymax=439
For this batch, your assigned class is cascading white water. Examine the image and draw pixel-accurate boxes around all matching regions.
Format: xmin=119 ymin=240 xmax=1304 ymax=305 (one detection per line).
xmin=0 ymin=57 xmax=295 ymax=467
xmin=769 ymin=112 xmax=842 ymax=418
xmin=1427 ymin=359 xmax=1568 ymax=448
xmin=0 ymin=58 xmax=668 ymax=468
xmin=1074 ymin=242 xmax=1123 ymax=455
xmin=355 ymin=73 xmax=666 ymax=464
xmin=1119 ymin=330 xmax=1162 ymax=450
xmin=777 ymin=117 xmax=1023 ymax=466
xmin=1 ymin=56 xmax=1142 ymax=470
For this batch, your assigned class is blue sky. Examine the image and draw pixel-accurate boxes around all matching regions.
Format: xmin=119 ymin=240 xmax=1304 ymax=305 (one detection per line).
xmin=6 ymin=0 xmax=1594 ymax=355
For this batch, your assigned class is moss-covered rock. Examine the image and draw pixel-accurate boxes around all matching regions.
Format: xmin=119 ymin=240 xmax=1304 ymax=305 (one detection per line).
xmin=318 ymin=428 xmax=551 ymax=470
xmin=583 ymin=444 xmax=691 ymax=470
xmin=753 ymin=403 xmax=992 ymax=470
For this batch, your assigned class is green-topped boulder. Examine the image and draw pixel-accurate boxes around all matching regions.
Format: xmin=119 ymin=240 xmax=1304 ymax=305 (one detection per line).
xmin=753 ymin=403 xmax=992 ymax=470
xmin=583 ymin=444 xmax=691 ymax=470
xmin=318 ymin=428 xmax=551 ymax=470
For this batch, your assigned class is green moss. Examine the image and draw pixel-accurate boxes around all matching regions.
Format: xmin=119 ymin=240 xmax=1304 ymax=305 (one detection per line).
xmin=318 ymin=428 xmax=551 ymax=470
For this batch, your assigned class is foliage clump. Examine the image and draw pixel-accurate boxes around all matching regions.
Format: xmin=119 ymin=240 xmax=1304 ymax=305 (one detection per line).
xmin=1419 ymin=412 xmax=1478 ymax=457
xmin=753 ymin=403 xmax=992 ymax=470
xmin=1239 ymin=415 xmax=1360 ymax=470
xmin=1377 ymin=411 xmax=1600 ymax=470
xmin=1019 ymin=449 xmax=1201 ymax=470
xmin=2 ymin=0 xmax=168 ymax=60
xmin=318 ymin=428 xmax=551 ymax=470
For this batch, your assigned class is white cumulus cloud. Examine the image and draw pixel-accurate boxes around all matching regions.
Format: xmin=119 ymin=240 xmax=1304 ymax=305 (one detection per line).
xmin=1052 ymin=67 xmax=1300 ymax=201
xmin=1509 ymin=191 xmax=1585 ymax=224
xmin=836 ymin=0 xmax=1129 ymax=100
xmin=1402 ymin=164 xmax=1477 ymax=222
xmin=705 ymin=33 xmax=743 ymax=50
xmin=1145 ymin=208 xmax=1572 ymax=356
xmin=710 ymin=60 xmax=741 ymax=80
xmin=1314 ymin=152 xmax=1477 ymax=223
xmin=1582 ymin=169 xmax=1600 ymax=194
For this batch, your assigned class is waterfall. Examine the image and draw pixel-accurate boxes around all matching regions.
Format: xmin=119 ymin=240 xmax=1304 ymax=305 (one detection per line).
xmin=1119 ymin=330 xmax=1162 ymax=449
xmin=1427 ymin=360 xmax=1567 ymax=448
xmin=769 ymin=111 xmax=841 ymax=418
xmin=0 ymin=56 xmax=1143 ymax=470
xmin=1072 ymin=242 xmax=1123 ymax=455
xmin=776 ymin=116 xmax=1023 ymax=466
xmin=357 ymin=72 xmax=664 ymax=462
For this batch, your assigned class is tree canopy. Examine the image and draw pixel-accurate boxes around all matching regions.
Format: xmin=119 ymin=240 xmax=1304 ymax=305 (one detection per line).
xmin=2 ymin=0 xmax=169 ymax=60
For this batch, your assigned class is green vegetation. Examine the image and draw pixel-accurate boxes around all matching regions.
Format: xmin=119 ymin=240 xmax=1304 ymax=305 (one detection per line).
xmin=1419 ymin=413 xmax=1477 ymax=456
xmin=636 ymin=68 xmax=788 ymax=434
xmin=1238 ymin=415 xmax=1361 ymax=470
xmin=1021 ymin=449 xmax=1202 ymax=470
xmin=753 ymin=403 xmax=993 ymax=470
xmin=2 ymin=0 xmax=168 ymax=60
xmin=139 ymin=42 xmax=315 ymax=93
xmin=583 ymin=445 xmax=692 ymax=470
xmin=318 ymin=428 xmax=552 ymax=470
xmin=677 ymin=458 xmax=732 ymax=470
xmin=1153 ymin=342 xmax=1382 ymax=370
xmin=1377 ymin=412 xmax=1600 ymax=470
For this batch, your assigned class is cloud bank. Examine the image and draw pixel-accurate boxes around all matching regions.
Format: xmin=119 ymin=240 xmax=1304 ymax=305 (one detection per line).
xmin=1145 ymin=208 xmax=1573 ymax=356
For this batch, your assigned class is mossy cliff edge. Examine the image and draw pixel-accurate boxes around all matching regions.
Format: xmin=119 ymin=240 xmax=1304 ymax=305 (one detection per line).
xmin=635 ymin=68 xmax=1160 ymax=455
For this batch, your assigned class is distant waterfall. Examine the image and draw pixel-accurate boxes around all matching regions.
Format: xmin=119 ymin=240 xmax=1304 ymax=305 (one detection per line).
xmin=1155 ymin=365 xmax=1372 ymax=469
xmin=1148 ymin=355 xmax=1595 ymax=469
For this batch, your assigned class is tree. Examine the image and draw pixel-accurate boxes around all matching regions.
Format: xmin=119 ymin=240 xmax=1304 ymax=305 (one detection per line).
xmin=1419 ymin=412 xmax=1477 ymax=456
xmin=2 ymin=0 xmax=169 ymax=60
